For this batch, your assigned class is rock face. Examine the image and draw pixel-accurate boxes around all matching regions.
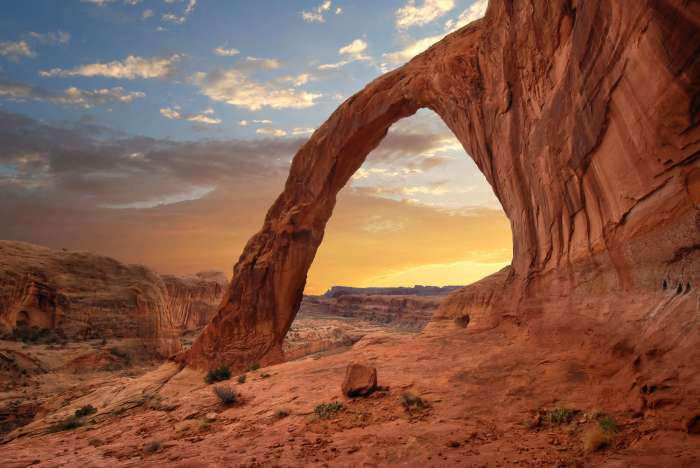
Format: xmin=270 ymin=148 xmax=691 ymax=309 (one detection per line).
xmin=302 ymin=295 xmax=438 ymax=331
xmin=323 ymin=285 xmax=462 ymax=298
xmin=183 ymin=0 xmax=700 ymax=370
xmin=0 ymin=241 xmax=185 ymax=356
xmin=161 ymin=272 xmax=227 ymax=330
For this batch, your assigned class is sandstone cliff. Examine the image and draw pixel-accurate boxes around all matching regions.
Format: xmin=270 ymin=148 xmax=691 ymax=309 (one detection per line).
xmin=0 ymin=241 xmax=225 ymax=356
xmin=182 ymin=3 xmax=700 ymax=442
xmin=302 ymin=294 xmax=438 ymax=331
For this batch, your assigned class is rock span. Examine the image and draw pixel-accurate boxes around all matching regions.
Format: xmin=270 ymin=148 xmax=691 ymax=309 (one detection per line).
xmin=183 ymin=0 xmax=700 ymax=371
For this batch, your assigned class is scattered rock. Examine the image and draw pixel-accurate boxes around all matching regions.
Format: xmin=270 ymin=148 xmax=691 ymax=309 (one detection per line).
xmin=687 ymin=414 xmax=700 ymax=434
xmin=341 ymin=363 xmax=377 ymax=397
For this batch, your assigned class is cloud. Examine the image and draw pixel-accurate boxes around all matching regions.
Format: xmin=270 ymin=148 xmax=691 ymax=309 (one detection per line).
xmin=192 ymin=69 xmax=321 ymax=111
xmin=384 ymin=0 xmax=487 ymax=66
xmin=292 ymin=127 xmax=315 ymax=136
xmin=161 ymin=0 xmax=197 ymax=25
xmin=256 ymin=127 xmax=287 ymax=137
xmin=275 ymin=73 xmax=313 ymax=87
xmin=239 ymin=119 xmax=272 ymax=126
xmin=39 ymin=54 xmax=181 ymax=79
xmin=301 ymin=0 xmax=332 ymax=23
xmin=243 ymin=56 xmax=281 ymax=70
xmin=396 ymin=0 xmax=454 ymax=29
xmin=142 ymin=9 xmax=154 ymax=19
xmin=160 ymin=106 xmax=222 ymax=125
xmin=0 ymin=41 xmax=36 ymax=61
xmin=319 ymin=38 xmax=370 ymax=70
xmin=213 ymin=46 xmax=240 ymax=57
xmin=28 ymin=31 xmax=71 ymax=46
xmin=0 ymin=79 xmax=145 ymax=108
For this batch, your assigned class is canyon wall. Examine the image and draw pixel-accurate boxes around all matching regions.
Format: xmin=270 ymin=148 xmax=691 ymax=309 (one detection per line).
xmin=183 ymin=0 xmax=699 ymax=372
xmin=0 ymin=241 xmax=226 ymax=356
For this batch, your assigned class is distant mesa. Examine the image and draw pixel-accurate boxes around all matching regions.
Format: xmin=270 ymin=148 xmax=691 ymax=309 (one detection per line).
xmin=321 ymin=285 xmax=463 ymax=299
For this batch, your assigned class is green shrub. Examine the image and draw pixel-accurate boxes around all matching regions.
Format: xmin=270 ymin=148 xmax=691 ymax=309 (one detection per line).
xmin=274 ymin=409 xmax=290 ymax=419
xmin=598 ymin=415 xmax=618 ymax=434
xmin=237 ymin=374 xmax=246 ymax=384
xmin=213 ymin=385 xmax=238 ymax=406
xmin=74 ymin=404 xmax=97 ymax=418
xmin=205 ymin=366 xmax=231 ymax=384
xmin=545 ymin=407 xmax=575 ymax=424
xmin=314 ymin=402 xmax=343 ymax=419
xmin=247 ymin=362 xmax=260 ymax=372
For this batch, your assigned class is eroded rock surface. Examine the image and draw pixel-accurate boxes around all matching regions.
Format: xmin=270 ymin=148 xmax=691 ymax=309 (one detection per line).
xmin=0 ymin=241 xmax=232 ymax=356
xmin=183 ymin=0 xmax=700 ymax=380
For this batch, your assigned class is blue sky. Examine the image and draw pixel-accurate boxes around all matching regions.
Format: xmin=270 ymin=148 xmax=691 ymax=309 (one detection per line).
xmin=0 ymin=1 xmax=511 ymax=291
xmin=1 ymin=0 xmax=487 ymax=141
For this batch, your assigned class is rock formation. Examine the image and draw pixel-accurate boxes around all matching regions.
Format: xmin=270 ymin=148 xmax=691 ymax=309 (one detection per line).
xmin=0 ymin=241 xmax=232 ymax=356
xmin=302 ymin=294 xmax=438 ymax=331
xmin=323 ymin=285 xmax=462 ymax=298
xmin=183 ymin=0 xmax=700 ymax=375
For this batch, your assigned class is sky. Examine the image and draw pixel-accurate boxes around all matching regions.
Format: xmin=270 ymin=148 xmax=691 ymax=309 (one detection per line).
xmin=0 ymin=0 xmax=512 ymax=294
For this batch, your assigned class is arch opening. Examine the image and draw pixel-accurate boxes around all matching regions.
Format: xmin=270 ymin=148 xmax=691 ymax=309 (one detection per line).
xmin=305 ymin=108 xmax=513 ymax=297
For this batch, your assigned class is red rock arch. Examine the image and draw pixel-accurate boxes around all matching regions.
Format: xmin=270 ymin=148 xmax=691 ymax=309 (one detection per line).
xmin=182 ymin=0 xmax=700 ymax=370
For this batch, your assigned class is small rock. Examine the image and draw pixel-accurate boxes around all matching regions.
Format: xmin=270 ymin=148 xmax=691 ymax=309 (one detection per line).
xmin=341 ymin=363 xmax=377 ymax=397
xmin=205 ymin=412 xmax=218 ymax=421
xmin=687 ymin=414 xmax=700 ymax=434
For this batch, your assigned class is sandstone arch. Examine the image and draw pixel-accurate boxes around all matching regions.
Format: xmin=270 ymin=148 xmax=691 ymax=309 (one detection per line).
xmin=183 ymin=0 xmax=700 ymax=370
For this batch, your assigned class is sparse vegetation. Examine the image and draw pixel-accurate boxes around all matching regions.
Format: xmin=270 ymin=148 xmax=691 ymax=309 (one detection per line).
xmin=260 ymin=372 xmax=271 ymax=379
xmin=212 ymin=385 xmax=239 ymax=406
xmin=598 ymin=414 xmax=618 ymax=434
xmin=314 ymin=402 xmax=343 ymax=419
xmin=48 ymin=416 xmax=83 ymax=433
xmin=74 ymin=404 xmax=97 ymax=418
xmin=274 ymin=408 xmax=290 ymax=419
xmin=237 ymin=374 xmax=246 ymax=384
xmin=247 ymin=362 xmax=260 ymax=372
xmin=401 ymin=391 xmax=427 ymax=411
xmin=545 ymin=407 xmax=575 ymax=424
xmin=144 ymin=440 xmax=162 ymax=454
xmin=205 ymin=366 xmax=231 ymax=384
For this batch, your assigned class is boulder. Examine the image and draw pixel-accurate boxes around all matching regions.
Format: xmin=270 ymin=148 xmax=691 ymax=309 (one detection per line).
xmin=341 ymin=364 xmax=377 ymax=398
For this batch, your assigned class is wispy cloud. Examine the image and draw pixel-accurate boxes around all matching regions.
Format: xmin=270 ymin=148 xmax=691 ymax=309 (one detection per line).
xmin=161 ymin=0 xmax=197 ymax=25
xmin=160 ymin=106 xmax=222 ymax=125
xmin=0 ymin=41 xmax=36 ymax=61
xmin=192 ymin=69 xmax=321 ymax=111
xmin=243 ymin=56 xmax=281 ymax=70
xmin=396 ymin=0 xmax=454 ymax=29
xmin=256 ymin=127 xmax=287 ymax=137
xmin=0 ymin=79 xmax=144 ymax=108
xmin=239 ymin=119 xmax=273 ymax=126
xmin=39 ymin=54 xmax=181 ymax=79
xmin=301 ymin=0 xmax=332 ymax=23
xmin=213 ymin=46 xmax=240 ymax=57
xmin=28 ymin=31 xmax=71 ymax=46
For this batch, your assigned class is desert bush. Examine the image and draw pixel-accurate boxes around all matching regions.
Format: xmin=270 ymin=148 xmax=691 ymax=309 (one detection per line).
xmin=274 ymin=408 xmax=290 ymax=419
xmin=598 ymin=414 xmax=618 ymax=434
xmin=314 ymin=402 xmax=343 ymax=419
xmin=237 ymin=374 xmax=246 ymax=384
xmin=247 ymin=362 xmax=260 ymax=372
xmin=401 ymin=391 xmax=427 ymax=411
xmin=213 ymin=385 xmax=239 ymax=406
xmin=48 ymin=416 xmax=83 ymax=433
xmin=545 ymin=407 xmax=575 ymax=424
xmin=74 ymin=404 xmax=97 ymax=418
xmin=205 ymin=366 xmax=231 ymax=384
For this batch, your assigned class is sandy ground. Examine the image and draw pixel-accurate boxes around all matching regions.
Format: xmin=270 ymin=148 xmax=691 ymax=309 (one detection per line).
xmin=2 ymin=319 xmax=698 ymax=467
